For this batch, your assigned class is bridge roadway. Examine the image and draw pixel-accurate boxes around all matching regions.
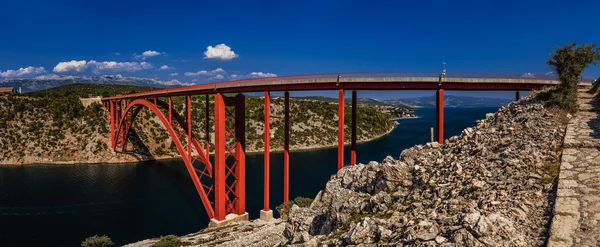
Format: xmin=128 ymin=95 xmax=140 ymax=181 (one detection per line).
xmin=101 ymin=72 xmax=589 ymax=101
xmin=100 ymin=72 xmax=593 ymax=225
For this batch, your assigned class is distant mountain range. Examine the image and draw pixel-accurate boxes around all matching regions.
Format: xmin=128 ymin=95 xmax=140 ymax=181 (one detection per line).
xmin=0 ymin=75 xmax=187 ymax=93
xmin=383 ymin=95 xmax=512 ymax=108
xmin=296 ymin=95 xmax=511 ymax=108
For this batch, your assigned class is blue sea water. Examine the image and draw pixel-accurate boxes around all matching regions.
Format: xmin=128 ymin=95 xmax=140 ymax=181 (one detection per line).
xmin=0 ymin=107 xmax=500 ymax=246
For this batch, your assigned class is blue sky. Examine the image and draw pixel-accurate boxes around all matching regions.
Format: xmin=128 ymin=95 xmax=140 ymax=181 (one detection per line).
xmin=1 ymin=0 xmax=599 ymax=99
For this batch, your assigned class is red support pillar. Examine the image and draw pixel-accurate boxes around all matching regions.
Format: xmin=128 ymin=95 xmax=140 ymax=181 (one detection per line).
xmin=263 ymin=92 xmax=271 ymax=211
xmin=338 ymin=89 xmax=344 ymax=170
xmin=283 ymin=91 xmax=290 ymax=202
xmin=109 ymin=100 xmax=115 ymax=148
xmin=205 ymin=94 xmax=210 ymax=155
xmin=186 ymin=95 xmax=192 ymax=158
xmin=214 ymin=93 xmax=226 ymax=221
xmin=436 ymin=89 xmax=445 ymax=144
xmin=516 ymin=91 xmax=520 ymax=101
xmin=351 ymin=90 xmax=357 ymax=166
xmin=235 ymin=94 xmax=246 ymax=215
xmin=168 ymin=97 xmax=172 ymax=125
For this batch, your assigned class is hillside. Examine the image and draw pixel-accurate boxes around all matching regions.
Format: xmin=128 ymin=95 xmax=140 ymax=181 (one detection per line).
xmin=384 ymin=95 xmax=512 ymax=108
xmin=0 ymin=85 xmax=395 ymax=164
xmin=25 ymin=83 xmax=156 ymax=98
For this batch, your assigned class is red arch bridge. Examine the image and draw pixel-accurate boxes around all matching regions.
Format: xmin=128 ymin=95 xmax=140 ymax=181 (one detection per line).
xmin=101 ymin=72 xmax=591 ymax=224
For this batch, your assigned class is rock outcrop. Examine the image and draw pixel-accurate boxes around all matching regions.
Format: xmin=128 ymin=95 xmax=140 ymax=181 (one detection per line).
xmin=282 ymin=96 xmax=565 ymax=246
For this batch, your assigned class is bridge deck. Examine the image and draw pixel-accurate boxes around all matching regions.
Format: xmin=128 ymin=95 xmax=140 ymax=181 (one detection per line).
xmin=102 ymin=72 xmax=594 ymax=101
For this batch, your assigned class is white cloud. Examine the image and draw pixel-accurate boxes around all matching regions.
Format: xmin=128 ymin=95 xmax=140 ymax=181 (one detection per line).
xmin=134 ymin=50 xmax=163 ymax=60
xmin=0 ymin=66 xmax=46 ymax=78
xmin=169 ymin=73 xmax=179 ymax=76
xmin=87 ymin=61 xmax=153 ymax=73
xmin=204 ymin=44 xmax=238 ymax=60
xmin=522 ymin=73 xmax=535 ymax=77
xmin=114 ymin=52 xmax=121 ymax=55
xmin=159 ymin=65 xmax=174 ymax=70
xmin=53 ymin=60 xmax=87 ymax=73
xmin=249 ymin=72 xmax=277 ymax=78
xmin=185 ymin=70 xmax=208 ymax=76
xmin=53 ymin=60 xmax=154 ymax=74
xmin=230 ymin=74 xmax=238 ymax=78
xmin=192 ymin=79 xmax=199 ymax=82
xmin=545 ymin=72 xmax=554 ymax=76
xmin=211 ymin=74 xmax=225 ymax=80
xmin=184 ymin=68 xmax=226 ymax=77
xmin=212 ymin=68 xmax=225 ymax=73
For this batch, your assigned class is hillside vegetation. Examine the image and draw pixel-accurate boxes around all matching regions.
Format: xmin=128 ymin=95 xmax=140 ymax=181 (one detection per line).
xmin=0 ymin=84 xmax=395 ymax=164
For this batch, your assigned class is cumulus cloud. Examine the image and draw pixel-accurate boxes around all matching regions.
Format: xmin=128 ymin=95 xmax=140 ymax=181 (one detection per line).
xmin=185 ymin=70 xmax=208 ymax=76
xmin=87 ymin=61 xmax=153 ymax=73
xmin=170 ymin=73 xmax=179 ymax=76
xmin=184 ymin=68 xmax=226 ymax=77
xmin=212 ymin=68 xmax=226 ymax=73
xmin=159 ymin=65 xmax=174 ymax=70
xmin=230 ymin=74 xmax=238 ymax=78
xmin=54 ymin=60 xmax=87 ymax=73
xmin=522 ymin=73 xmax=535 ymax=78
xmin=204 ymin=44 xmax=238 ymax=60
xmin=134 ymin=50 xmax=163 ymax=60
xmin=0 ymin=66 xmax=46 ymax=78
xmin=249 ymin=72 xmax=277 ymax=78
xmin=211 ymin=74 xmax=225 ymax=80
xmin=53 ymin=60 xmax=154 ymax=74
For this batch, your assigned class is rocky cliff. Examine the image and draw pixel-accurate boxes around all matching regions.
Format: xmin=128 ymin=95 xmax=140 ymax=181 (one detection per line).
xmin=127 ymin=92 xmax=567 ymax=246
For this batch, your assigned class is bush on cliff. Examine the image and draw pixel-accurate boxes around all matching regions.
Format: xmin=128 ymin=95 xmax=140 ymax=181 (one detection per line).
xmin=81 ymin=235 xmax=114 ymax=247
xmin=276 ymin=196 xmax=314 ymax=219
xmin=542 ymin=42 xmax=600 ymax=112
xmin=151 ymin=235 xmax=182 ymax=247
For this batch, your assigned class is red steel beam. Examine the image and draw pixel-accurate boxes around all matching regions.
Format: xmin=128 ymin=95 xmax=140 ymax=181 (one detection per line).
xmin=205 ymin=94 xmax=210 ymax=156
xmin=214 ymin=93 xmax=226 ymax=221
xmin=338 ymin=89 xmax=344 ymax=170
xmin=168 ymin=97 xmax=172 ymax=125
xmin=436 ymin=89 xmax=445 ymax=144
xmin=235 ymin=94 xmax=246 ymax=215
xmin=283 ymin=91 xmax=290 ymax=202
xmin=351 ymin=90 xmax=357 ymax=166
xmin=102 ymin=81 xmax=554 ymax=102
xmin=187 ymin=96 xmax=192 ymax=159
xmin=109 ymin=100 xmax=114 ymax=148
xmin=263 ymin=91 xmax=271 ymax=211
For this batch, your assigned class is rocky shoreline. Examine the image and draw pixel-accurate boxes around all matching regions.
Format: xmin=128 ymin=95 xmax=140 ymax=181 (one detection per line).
xmin=126 ymin=92 xmax=567 ymax=246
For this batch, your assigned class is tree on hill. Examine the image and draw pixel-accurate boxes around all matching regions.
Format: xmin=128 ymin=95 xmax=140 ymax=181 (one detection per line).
xmin=545 ymin=42 xmax=600 ymax=111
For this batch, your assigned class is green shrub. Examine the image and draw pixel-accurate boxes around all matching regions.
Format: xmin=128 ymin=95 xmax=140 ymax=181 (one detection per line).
xmin=276 ymin=197 xmax=314 ymax=220
xmin=81 ymin=235 xmax=114 ymax=247
xmin=152 ymin=235 xmax=182 ymax=247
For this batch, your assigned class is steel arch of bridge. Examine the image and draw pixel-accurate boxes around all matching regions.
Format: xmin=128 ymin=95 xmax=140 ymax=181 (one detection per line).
xmin=108 ymin=95 xmax=246 ymax=221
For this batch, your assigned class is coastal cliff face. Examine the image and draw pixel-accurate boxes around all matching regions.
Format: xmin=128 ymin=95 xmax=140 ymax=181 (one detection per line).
xmin=130 ymin=93 xmax=566 ymax=246
xmin=0 ymin=95 xmax=394 ymax=164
